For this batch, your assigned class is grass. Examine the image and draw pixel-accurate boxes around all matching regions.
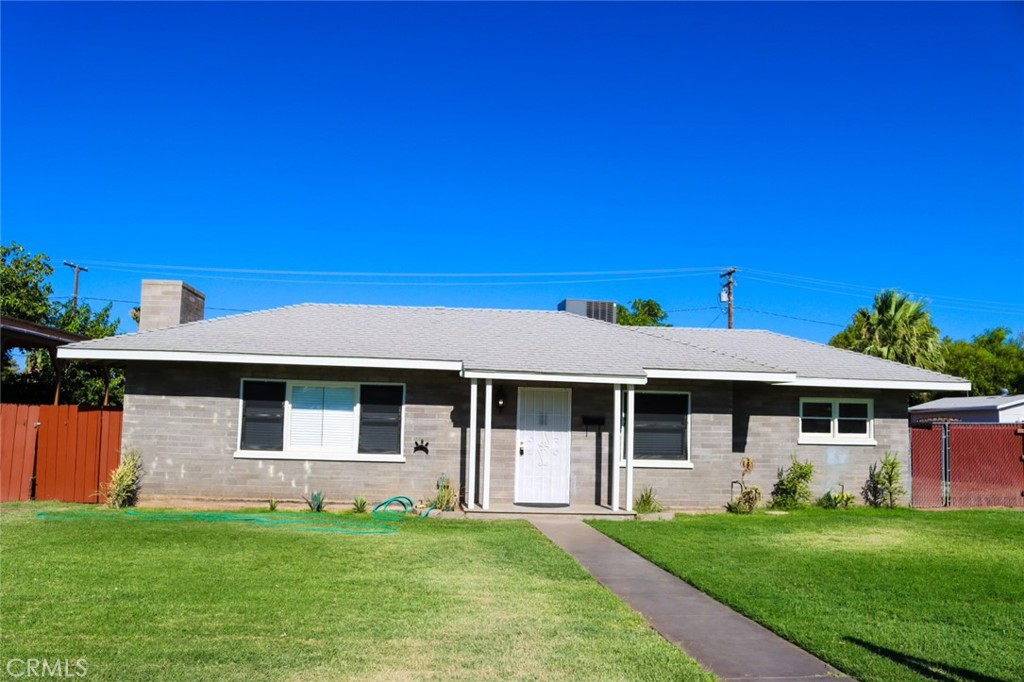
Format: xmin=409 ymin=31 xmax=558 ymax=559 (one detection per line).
xmin=590 ymin=508 xmax=1024 ymax=682
xmin=0 ymin=503 xmax=711 ymax=682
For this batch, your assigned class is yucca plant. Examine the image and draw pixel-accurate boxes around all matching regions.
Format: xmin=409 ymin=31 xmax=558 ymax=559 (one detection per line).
xmin=634 ymin=485 xmax=664 ymax=514
xmin=267 ymin=498 xmax=279 ymax=512
xmin=304 ymin=491 xmax=327 ymax=512
xmin=352 ymin=494 xmax=369 ymax=514
xmin=100 ymin=447 xmax=143 ymax=509
xmin=433 ymin=474 xmax=459 ymax=512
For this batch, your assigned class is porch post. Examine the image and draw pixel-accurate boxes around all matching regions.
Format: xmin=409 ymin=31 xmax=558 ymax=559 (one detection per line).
xmin=482 ymin=379 xmax=493 ymax=510
xmin=611 ymin=384 xmax=621 ymax=511
xmin=625 ymin=385 xmax=635 ymax=512
xmin=466 ymin=379 xmax=478 ymax=510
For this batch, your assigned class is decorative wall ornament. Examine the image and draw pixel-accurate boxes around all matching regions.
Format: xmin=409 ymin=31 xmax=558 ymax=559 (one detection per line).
xmin=414 ymin=440 xmax=429 ymax=455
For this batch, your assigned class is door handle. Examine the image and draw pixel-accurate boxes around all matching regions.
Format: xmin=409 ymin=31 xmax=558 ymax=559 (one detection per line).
xmin=519 ymin=442 xmax=525 ymax=456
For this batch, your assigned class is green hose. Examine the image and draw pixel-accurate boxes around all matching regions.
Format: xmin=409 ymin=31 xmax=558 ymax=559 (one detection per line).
xmin=38 ymin=493 xmax=435 ymax=534
xmin=36 ymin=509 xmax=398 ymax=535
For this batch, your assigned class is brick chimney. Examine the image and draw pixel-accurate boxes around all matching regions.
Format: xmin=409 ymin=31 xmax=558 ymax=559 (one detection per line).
xmin=139 ymin=280 xmax=205 ymax=331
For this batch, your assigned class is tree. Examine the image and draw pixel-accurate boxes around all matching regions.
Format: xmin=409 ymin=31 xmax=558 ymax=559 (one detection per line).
xmin=617 ymin=299 xmax=671 ymax=327
xmin=1 ymin=242 xmax=53 ymax=323
xmin=829 ymin=290 xmax=943 ymax=371
xmin=1 ymin=241 xmax=124 ymax=405
xmin=942 ymin=327 xmax=1024 ymax=396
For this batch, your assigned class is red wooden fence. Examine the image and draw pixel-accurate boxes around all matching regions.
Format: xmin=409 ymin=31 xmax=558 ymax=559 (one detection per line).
xmin=1 ymin=404 xmax=122 ymax=503
xmin=911 ymin=422 xmax=1024 ymax=508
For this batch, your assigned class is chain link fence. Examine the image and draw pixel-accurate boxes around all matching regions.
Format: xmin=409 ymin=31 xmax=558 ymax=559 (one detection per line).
xmin=911 ymin=422 xmax=1024 ymax=508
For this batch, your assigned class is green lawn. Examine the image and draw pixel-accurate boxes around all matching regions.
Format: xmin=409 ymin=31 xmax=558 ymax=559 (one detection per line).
xmin=0 ymin=503 xmax=711 ymax=682
xmin=591 ymin=508 xmax=1024 ymax=682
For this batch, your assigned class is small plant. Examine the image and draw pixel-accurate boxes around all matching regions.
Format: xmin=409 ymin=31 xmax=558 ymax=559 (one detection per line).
xmin=634 ymin=485 xmax=665 ymax=514
xmin=267 ymin=497 xmax=279 ymax=512
xmin=100 ymin=447 xmax=144 ymax=509
xmin=352 ymin=494 xmax=369 ymax=514
xmin=304 ymin=491 xmax=327 ymax=512
xmin=726 ymin=457 xmax=762 ymax=514
xmin=726 ymin=487 xmax=762 ymax=514
xmin=433 ymin=474 xmax=459 ymax=512
xmin=769 ymin=455 xmax=814 ymax=510
xmin=817 ymin=489 xmax=856 ymax=509
xmin=862 ymin=451 xmax=906 ymax=509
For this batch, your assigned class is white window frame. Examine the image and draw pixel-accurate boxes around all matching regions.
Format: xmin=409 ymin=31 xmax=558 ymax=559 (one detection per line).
xmin=798 ymin=397 xmax=876 ymax=446
xmin=620 ymin=390 xmax=693 ymax=470
xmin=235 ymin=378 xmax=406 ymax=462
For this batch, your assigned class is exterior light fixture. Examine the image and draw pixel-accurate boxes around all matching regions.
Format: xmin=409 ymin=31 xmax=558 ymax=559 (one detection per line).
xmin=496 ymin=386 xmax=507 ymax=413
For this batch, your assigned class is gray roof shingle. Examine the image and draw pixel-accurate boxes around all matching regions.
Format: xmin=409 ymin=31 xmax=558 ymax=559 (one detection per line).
xmin=61 ymin=303 xmax=969 ymax=387
xmin=646 ymin=328 xmax=967 ymax=383
xmin=909 ymin=395 xmax=1024 ymax=412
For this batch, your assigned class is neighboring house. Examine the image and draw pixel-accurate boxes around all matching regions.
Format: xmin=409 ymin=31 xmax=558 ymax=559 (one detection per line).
xmin=58 ymin=281 xmax=970 ymax=511
xmin=909 ymin=395 xmax=1024 ymax=424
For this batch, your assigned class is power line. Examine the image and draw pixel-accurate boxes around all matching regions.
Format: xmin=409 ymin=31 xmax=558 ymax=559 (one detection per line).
xmin=746 ymin=268 xmax=1024 ymax=312
xmin=666 ymin=306 xmax=719 ymax=313
xmin=52 ymin=295 xmax=250 ymax=313
xmin=735 ymin=306 xmax=845 ymax=327
xmin=78 ymin=265 xmax=721 ymax=287
xmin=80 ymin=261 xmax=726 ymax=279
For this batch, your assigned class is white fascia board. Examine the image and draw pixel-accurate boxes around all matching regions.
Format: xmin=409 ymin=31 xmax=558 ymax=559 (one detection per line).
xmin=461 ymin=369 xmax=647 ymax=385
xmin=644 ymin=369 xmax=797 ymax=383
xmin=56 ymin=348 xmax=463 ymax=371
xmin=776 ymin=377 xmax=972 ymax=391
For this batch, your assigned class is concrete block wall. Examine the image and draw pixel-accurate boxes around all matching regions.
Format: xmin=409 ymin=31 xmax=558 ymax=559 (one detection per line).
xmin=139 ymin=281 xmax=206 ymax=331
xmin=123 ymin=363 xmax=910 ymax=508
xmin=124 ymin=363 xmax=470 ymax=504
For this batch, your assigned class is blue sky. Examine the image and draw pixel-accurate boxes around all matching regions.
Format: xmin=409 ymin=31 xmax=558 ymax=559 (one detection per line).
xmin=3 ymin=2 xmax=1022 ymax=343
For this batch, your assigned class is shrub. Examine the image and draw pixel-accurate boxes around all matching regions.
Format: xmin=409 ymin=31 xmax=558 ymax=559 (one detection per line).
xmin=433 ymin=474 xmax=459 ymax=512
xmin=769 ymin=455 xmax=814 ymax=510
xmin=304 ymin=491 xmax=327 ymax=512
xmin=634 ymin=485 xmax=665 ymax=514
xmin=352 ymin=494 xmax=369 ymax=514
xmin=100 ymin=448 xmax=144 ymax=509
xmin=726 ymin=486 xmax=762 ymax=514
xmin=267 ymin=498 xmax=278 ymax=512
xmin=726 ymin=457 xmax=761 ymax=514
xmin=817 ymin=490 xmax=856 ymax=509
xmin=862 ymin=451 xmax=906 ymax=509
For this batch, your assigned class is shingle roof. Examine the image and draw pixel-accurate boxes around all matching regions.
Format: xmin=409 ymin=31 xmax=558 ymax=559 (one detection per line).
xmin=909 ymin=395 xmax=1024 ymax=412
xmin=61 ymin=303 xmax=969 ymax=388
xmin=646 ymin=328 xmax=966 ymax=383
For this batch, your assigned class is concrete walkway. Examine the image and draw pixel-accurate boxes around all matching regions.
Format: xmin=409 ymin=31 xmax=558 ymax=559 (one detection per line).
xmin=532 ymin=519 xmax=854 ymax=682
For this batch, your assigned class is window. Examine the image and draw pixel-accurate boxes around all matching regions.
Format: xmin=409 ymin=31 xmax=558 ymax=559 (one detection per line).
xmin=799 ymin=398 xmax=874 ymax=444
xmin=630 ymin=392 xmax=690 ymax=464
xmin=237 ymin=379 xmax=405 ymax=461
xmin=358 ymin=385 xmax=403 ymax=454
xmin=240 ymin=381 xmax=285 ymax=451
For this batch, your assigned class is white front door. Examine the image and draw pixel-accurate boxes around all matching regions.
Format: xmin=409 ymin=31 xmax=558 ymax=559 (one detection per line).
xmin=515 ymin=388 xmax=572 ymax=505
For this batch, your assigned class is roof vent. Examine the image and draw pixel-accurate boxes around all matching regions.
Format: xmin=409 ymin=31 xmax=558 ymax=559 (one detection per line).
xmin=558 ymin=299 xmax=617 ymax=324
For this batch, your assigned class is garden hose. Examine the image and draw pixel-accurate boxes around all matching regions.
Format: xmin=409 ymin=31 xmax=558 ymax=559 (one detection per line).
xmin=36 ymin=509 xmax=398 ymax=535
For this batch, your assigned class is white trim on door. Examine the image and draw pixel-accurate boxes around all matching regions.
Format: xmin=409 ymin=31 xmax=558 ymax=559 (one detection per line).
xmin=514 ymin=387 xmax=572 ymax=505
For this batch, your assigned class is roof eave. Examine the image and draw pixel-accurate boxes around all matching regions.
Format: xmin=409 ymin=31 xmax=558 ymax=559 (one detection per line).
xmin=644 ymin=368 xmax=796 ymax=383
xmin=461 ymin=369 xmax=648 ymax=385
xmin=56 ymin=348 xmax=463 ymax=372
xmin=776 ymin=377 xmax=972 ymax=391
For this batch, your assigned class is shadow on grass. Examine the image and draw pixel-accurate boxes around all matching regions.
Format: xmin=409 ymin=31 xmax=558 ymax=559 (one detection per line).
xmin=844 ymin=637 xmax=1010 ymax=682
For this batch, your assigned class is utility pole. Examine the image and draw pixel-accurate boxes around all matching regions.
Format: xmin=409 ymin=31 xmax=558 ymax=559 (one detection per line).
xmin=720 ymin=268 xmax=737 ymax=329
xmin=63 ymin=261 xmax=89 ymax=307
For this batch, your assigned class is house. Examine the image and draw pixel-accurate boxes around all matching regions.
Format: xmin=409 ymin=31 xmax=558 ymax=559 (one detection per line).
xmin=909 ymin=394 xmax=1024 ymax=424
xmin=58 ymin=281 xmax=971 ymax=511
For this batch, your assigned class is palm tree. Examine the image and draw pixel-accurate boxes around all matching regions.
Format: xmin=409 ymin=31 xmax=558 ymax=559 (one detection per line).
xmin=830 ymin=290 xmax=944 ymax=371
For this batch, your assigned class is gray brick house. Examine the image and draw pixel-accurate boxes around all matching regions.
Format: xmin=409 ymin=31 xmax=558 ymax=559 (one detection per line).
xmin=59 ymin=281 xmax=970 ymax=511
